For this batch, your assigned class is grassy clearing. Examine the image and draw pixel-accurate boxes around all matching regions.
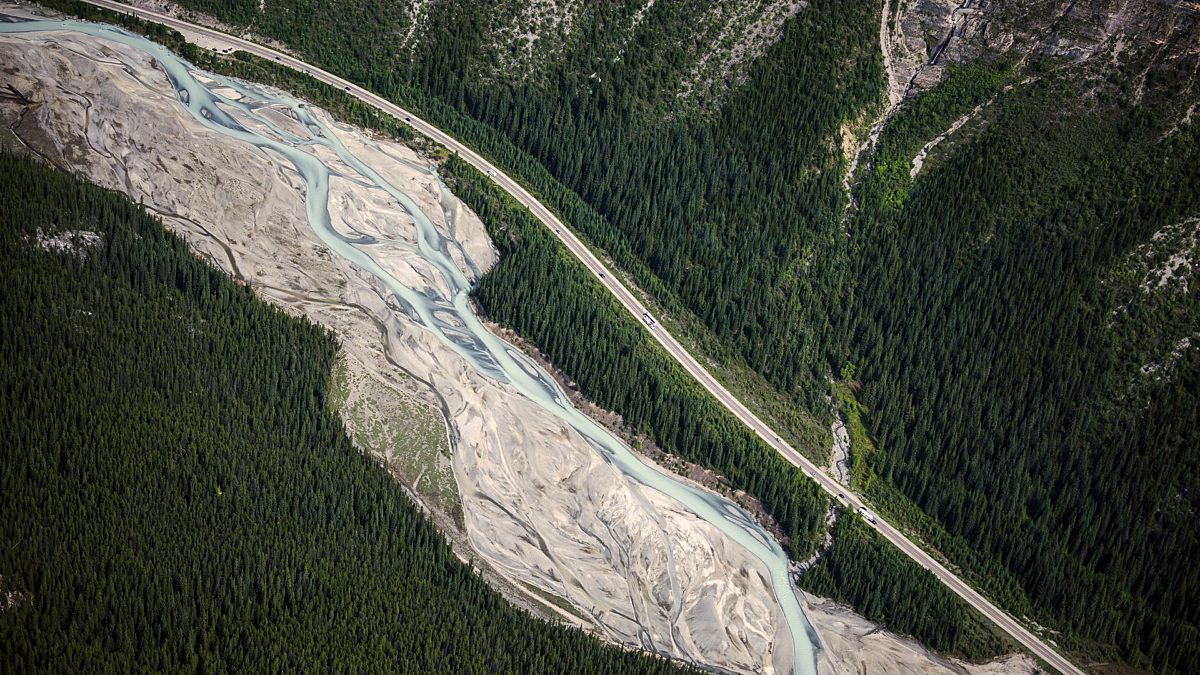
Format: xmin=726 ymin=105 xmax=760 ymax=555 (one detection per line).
xmin=520 ymin=582 xmax=592 ymax=625
xmin=329 ymin=351 xmax=460 ymax=516
xmin=831 ymin=381 xmax=875 ymax=489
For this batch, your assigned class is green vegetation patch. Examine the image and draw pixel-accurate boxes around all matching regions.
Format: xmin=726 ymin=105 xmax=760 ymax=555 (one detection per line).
xmin=329 ymin=351 xmax=460 ymax=516
xmin=862 ymin=60 xmax=1018 ymax=213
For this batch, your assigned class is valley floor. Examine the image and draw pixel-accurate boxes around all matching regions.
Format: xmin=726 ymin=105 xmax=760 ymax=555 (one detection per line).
xmin=0 ymin=7 xmax=1038 ymax=674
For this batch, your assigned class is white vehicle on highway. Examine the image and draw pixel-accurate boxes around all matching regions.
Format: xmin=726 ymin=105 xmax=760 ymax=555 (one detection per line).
xmin=642 ymin=312 xmax=656 ymax=328
xmin=856 ymin=506 xmax=877 ymax=525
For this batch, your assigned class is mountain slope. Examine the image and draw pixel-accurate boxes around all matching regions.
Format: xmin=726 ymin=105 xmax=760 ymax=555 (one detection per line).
xmin=838 ymin=4 xmax=1200 ymax=670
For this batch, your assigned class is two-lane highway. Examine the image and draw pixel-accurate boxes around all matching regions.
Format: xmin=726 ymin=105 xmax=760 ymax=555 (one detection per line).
xmin=78 ymin=3 xmax=1083 ymax=673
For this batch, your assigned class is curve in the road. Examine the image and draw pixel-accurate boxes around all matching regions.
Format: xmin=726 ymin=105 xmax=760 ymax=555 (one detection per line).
xmin=78 ymin=2 xmax=1084 ymax=673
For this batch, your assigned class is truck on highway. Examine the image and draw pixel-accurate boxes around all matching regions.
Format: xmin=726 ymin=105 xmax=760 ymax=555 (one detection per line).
xmin=856 ymin=506 xmax=877 ymax=525
xmin=642 ymin=312 xmax=656 ymax=328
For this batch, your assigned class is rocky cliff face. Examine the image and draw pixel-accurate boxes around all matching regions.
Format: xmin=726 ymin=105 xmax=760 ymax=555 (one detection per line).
xmin=883 ymin=0 xmax=1200 ymax=105
xmin=881 ymin=0 xmax=996 ymax=103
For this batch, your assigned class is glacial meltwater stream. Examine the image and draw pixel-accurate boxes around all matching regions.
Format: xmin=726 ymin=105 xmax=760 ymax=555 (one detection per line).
xmin=1 ymin=17 xmax=822 ymax=674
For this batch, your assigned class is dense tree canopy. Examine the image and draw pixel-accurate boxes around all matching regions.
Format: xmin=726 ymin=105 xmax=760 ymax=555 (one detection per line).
xmin=841 ymin=60 xmax=1200 ymax=672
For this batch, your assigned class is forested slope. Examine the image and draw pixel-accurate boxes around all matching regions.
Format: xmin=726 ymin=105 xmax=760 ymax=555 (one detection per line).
xmin=0 ymin=151 xmax=688 ymax=674
xmin=838 ymin=42 xmax=1200 ymax=672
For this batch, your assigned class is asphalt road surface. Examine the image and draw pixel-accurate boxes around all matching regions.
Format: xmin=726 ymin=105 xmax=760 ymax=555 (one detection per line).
xmin=76 ymin=3 xmax=1085 ymax=672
